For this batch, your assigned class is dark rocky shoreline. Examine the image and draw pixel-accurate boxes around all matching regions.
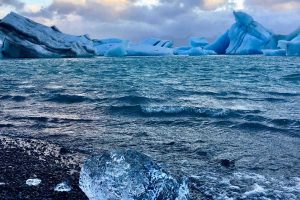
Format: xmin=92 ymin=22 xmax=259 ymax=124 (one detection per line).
xmin=0 ymin=136 xmax=88 ymax=200
xmin=0 ymin=136 xmax=212 ymax=200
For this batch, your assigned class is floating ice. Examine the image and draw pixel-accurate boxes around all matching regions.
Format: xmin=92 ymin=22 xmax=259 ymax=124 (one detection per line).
xmin=188 ymin=47 xmax=206 ymax=56
xmin=26 ymin=178 xmax=41 ymax=186
xmin=0 ymin=12 xmax=95 ymax=58
xmin=189 ymin=37 xmax=209 ymax=48
xmin=226 ymin=11 xmax=273 ymax=55
xmin=93 ymin=38 xmax=128 ymax=56
xmin=79 ymin=149 xmax=189 ymax=200
xmin=243 ymin=183 xmax=266 ymax=198
xmin=286 ymin=35 xmax=300 ymax=56
xmin=127 ymin=44 xmax=174 ymax=56
xmin=174 ymin=46 xmax=191 ymax=55
xmin=205 ymin=31 xmax=230 ymax=54
xmin=104 ymin=45 xmax=127 ymax=57
xmin=54 ymin=181 xmax=72 ymax=192
xmin=206 ymin=11 xmax=272 ymax=55
xmin=262 ymin=49 xmax=286 ymax=56
xmin=141 ymin=38 xmax=173 ymax=48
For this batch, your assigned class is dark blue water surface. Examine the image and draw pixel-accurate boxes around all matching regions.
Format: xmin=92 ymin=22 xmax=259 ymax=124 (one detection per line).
xmin=0 ymin=56 xmax=299 ymax=199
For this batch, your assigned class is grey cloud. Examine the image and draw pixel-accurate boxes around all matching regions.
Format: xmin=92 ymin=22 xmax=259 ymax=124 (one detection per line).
xmin=0 ymin=0 xmax=24 ymax=9
xmin=11 ymin=0 xmax=300 ymax=45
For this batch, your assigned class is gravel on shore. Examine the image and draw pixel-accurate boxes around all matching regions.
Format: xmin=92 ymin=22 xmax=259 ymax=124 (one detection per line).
xmin=0 ymin=136 xmax=88 ymax=200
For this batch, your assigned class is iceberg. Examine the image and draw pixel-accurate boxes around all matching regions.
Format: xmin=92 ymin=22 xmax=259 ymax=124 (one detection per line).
xmin=206 ymin=11 xmax=272 ymax=55
xmin=126 ymin=44 xmax=174 ymax=56
xmin=79 ymin=149 xmax=189 ymax=200
xmin=286 ymin=35 xmax=300 ymax=56
xmin=188 ymin=47 xmax=206 ymax=56
xmin=262 ymin=49 xmax=286 ymax=56
xmin=0 ymin=12 xmax=95 ymax=58
xmin=276 ymin=29 xmax=300 ymax=56
xmin=174 ymin=46 xmax=191 ymax=55
xmin=174 ymin=46 xmax=216 ymax=56
xmin=93 ymin=38 xmax=128 ymax=56
xmin=141 ymin=38 xmax=174 ymax=48
xmin=205 ymin=31 xmax=230 ymax=54
xmin=189 ymin=37 xmax=209 ymax=47
xmin=226 ymin=11 xmax=273 ymax=55
xmin=104 ymin=44 xmax=127 ymax=57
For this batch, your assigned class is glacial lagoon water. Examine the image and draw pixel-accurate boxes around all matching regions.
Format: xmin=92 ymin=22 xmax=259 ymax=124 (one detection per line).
xmin=0 ymin=56 xmax=299 ymax=199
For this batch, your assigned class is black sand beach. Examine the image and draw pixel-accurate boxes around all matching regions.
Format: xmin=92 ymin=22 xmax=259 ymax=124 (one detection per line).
xmin=0 ymin=136 xmax=88 ymax=200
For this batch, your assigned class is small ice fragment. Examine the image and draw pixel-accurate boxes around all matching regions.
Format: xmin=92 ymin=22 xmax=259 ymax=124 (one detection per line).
xmin=243 ymin=183 xmax=265 ymax=197
xmin=26 ymin=178 xmax=41 ymax=186
xmin=54 ymin=181 xmax=72 ymax=192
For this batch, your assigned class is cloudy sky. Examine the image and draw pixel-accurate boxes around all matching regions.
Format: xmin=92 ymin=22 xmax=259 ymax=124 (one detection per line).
xmin=0 ymin=0 xmax=299 ymax=45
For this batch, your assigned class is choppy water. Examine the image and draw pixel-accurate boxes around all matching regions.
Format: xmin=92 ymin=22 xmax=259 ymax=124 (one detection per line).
xmin=0 ymin=56 xmax=299 ymax=199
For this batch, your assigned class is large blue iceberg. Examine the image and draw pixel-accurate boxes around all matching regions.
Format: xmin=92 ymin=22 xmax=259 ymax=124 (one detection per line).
xmin=79 ymin=149 xmax=189 ymax=200
xmin=0 ymin=11 xmax=299 ymax=58
xmin=141 ymin=38 xmax=174 ymax=48
xmin=126 ymin=44 xmax=174 ymax=56
xmin=189 ymin=37 xmax=209 ymax=48
xmin=206 ymin=11 xmax=273 ymax=55
xmin=93 ymin=38 xmax=128 ymax=56
xmin=0 ymin=12 xmax=95 ymax=58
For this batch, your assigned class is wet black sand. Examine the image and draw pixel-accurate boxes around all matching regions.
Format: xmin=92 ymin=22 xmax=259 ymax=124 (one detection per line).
xmin=0 ymin=136 xmax=88 ymax=200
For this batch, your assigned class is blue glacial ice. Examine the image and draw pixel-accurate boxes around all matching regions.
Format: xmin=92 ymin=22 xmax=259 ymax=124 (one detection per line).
xmin=104 ymin=44 xmax=127 ymax=57
xmin=79 ymin=149 xmax=189 ymax=200
xmin=262 ymin=49 xmax=286 ymax=56
xmin=125 ymin=38 xmax=174 ymax=56
xmin=285 ymin=35 xmax=300 ymax=56
xmin=206 ymin=11 xmax=272 ymax=55
xmin=205 ymin=31 xmax=230 ymax=54
xmin=0 ymin=11 xmax=299 ymax=58
xmin=226 ymin=11 xmax=273 ymax=55
xmin=174 ymin=46 xmax=191 ymax=55
xmin=126 ymin=44 xmax=174 ymax=56
xmin=189 ymin=37 xmax=209 ymax=47
xmin=93 ymin=38 xmax=128 ymax=56
xmin=0 ymin=12 xmax=95 ymax=58
xmin=141 ymin=38 xmax=174 ymax=48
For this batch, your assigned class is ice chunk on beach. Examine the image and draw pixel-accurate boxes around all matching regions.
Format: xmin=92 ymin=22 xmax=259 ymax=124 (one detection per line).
xmin=189 ymin=37 xmax=209 ymax=47
xmin=0 ymin=12 xmax=95 ymax=58
xmin=141 ymin=38 xmax=173 ymax=48
xmin=262 ymin=49 xmax=286 ymax=56
xmin=54 ymin=181 xmax=72 ymax=192
xmin=26 ymin=178 xmax=41 ymax=186
xmin=127 ymin=44 xmax=174 ymax=56
xmin=79 ymin=149 xmax=189 ymax=200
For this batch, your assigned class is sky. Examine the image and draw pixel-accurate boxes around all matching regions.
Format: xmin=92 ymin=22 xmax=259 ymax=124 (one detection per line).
xmin=0 ymin=0 xmax=300 ymax=45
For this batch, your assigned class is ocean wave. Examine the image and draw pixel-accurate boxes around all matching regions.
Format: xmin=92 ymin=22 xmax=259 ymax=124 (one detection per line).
xmin=281 ymin=73 xmax=300 ymax=82
xmin=112 ymin=95 xmax=163 ymax=104
xmin=0 ymin=95 xmax=27 ymax=102
xmin=109 ymin=105 xmax=260 ymax=119
xmin=45 ymin=94 xmax=92 ymax=104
